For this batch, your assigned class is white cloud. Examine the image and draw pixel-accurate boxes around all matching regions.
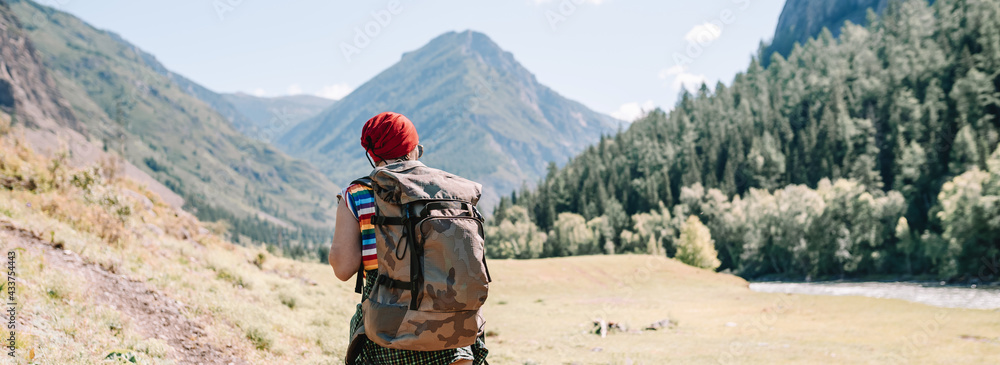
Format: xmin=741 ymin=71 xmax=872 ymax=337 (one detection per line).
xmin=251 ymin=88 xmax=266 ymax=97
xmin=611 ymin=100 xmax=655 ymax=122
xmin=658 ymin=65 xmax=707 ymax=92
xmin=316 ymin=83 xmax=353 ymax=100
xmin=287 ymin=84 xmax=304 ymax=95
xmin=684 ymin=22 xmax=722 ymax=44
xmin=658 ymin=65 xmax=685 ymax=79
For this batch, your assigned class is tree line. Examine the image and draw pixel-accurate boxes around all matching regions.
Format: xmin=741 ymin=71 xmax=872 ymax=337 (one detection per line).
xmin=185 ymin=195 xmax=333 ymax=262
xmin=488 ymin=0 xmax=1000 ymax=281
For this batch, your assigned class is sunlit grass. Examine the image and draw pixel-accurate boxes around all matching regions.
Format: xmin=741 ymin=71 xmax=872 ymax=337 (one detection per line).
xmin=0 ymin=126 xmax=997 ymax=364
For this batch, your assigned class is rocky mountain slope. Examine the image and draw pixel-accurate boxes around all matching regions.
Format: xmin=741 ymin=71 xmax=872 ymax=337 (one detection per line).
xmin=7 ymin=0 xmax=340 ymax=251
xmin=278 ymin=30 xmax=619 ymax=208
xmin=0 ymin=0 xmax=181 ymax=207
xmin=763 ymin=0 xmax=936 ymax=63
xmin=765 ymin=0 xmax=888 ymax=62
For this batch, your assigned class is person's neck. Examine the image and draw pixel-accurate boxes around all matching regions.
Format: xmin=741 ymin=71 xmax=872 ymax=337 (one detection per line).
xmin=376 ymin=158 xmax=411 ymax=167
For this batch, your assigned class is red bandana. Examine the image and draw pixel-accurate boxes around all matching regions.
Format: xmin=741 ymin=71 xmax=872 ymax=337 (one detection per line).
xmin=360 ymin=112 xmax=419 ymax=163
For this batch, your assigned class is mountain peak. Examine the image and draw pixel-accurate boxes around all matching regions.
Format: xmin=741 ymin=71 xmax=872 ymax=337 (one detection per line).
xmin=426 ymin=30 xmax=499 ymax=49
xmin=278 ymin=30 xmax=616 ymax=209
xmin=401 ymin=30 xmax=514 ymax=71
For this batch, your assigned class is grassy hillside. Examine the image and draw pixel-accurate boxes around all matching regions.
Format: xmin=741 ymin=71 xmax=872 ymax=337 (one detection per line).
xmin=0 ymin=121 xmax=356 ymax=363
xmin=7 ymin=0 xmax=339 ymax=256
xmin=1 ymin=123 xmax=996 ymax=364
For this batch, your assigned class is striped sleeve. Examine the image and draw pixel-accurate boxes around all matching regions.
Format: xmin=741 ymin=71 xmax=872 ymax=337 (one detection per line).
xmin=345 ymin=184 xmax=378 ymax=271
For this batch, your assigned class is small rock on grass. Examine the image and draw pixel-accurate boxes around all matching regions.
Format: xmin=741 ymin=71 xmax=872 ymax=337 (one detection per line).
xmin=645 ymin=318 xmax=678 ymax=331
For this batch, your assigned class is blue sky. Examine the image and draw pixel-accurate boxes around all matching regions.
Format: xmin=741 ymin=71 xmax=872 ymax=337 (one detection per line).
xmin=39 ymin=0 xmax=786 ymax=121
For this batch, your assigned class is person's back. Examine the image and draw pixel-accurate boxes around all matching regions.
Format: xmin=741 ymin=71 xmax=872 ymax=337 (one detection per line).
xmin=330 ymin=112 xmax=489 ymax=365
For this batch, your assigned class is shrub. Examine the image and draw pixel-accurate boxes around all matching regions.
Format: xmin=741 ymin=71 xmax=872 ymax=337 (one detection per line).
xmin=216 ymin=267 xmax=252 ymax=289
xmin=244 ymin=326 xmax=273 ymax=350
xmin=279 ymin=292 xmax=297 ymax=309
xmin=252 ymin=251 xmax=266 ymax=270
xmin=675 ymin=216 xmax=721 ymax=270
xmin=486 ymin=206 xmax=546 ymax=259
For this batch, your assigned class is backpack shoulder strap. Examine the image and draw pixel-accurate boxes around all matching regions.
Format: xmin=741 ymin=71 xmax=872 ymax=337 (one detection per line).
xmin=350 ymin=176 xmax=373 ymax=188
xmin=354 ymin=267 xmax=365 ymax=295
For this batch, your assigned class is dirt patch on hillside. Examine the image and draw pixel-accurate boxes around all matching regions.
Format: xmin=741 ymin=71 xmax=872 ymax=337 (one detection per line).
xmin=0 ymin=221 xmax=245 ymax=364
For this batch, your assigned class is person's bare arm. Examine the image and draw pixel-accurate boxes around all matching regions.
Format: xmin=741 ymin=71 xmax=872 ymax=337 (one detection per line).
xmin=330 ymin=198 xmax=362 ymax=282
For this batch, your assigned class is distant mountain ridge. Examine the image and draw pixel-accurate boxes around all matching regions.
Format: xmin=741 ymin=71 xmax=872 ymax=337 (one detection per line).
xmin=126 ymin=39 xmax=335 ymax=143
xmin=221 ymin=93 xmax=336 ymax=142
xmin=127 ymin=44 xmax=259 ymax=139
xmin=278 ymin=30 xmax=619 ymax=208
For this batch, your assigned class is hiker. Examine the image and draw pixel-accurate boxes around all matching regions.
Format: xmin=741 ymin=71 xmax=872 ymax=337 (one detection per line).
xmin=330 ymin=112 xmax=490 ymax=365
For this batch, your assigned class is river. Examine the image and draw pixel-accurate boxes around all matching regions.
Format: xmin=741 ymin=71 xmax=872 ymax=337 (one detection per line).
xmin=749 ymin=282 xmax=1000 ymax=310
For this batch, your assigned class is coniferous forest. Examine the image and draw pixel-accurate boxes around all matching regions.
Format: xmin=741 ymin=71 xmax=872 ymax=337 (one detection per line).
xmin=488 ymin=0 xmax=1000 ymax=280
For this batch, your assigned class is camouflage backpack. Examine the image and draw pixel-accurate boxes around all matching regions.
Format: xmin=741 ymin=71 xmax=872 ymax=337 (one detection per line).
xmin=347 ymin=160 xmax=491 ymax=354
